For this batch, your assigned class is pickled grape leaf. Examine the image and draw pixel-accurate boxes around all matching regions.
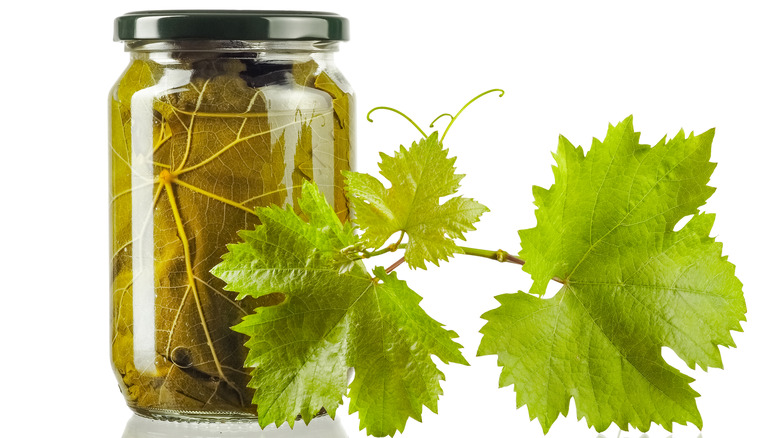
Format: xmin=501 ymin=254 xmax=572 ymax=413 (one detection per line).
xmin=212 ymin=182 xmax=468 ymax=437
xmin=344 ymin=132 xmax=489 ymax=269
xmin=292 ymin=121 xmax=315 ymax=209
xmin=315 ymin=72 xmax=352 ymax=220
xmin=112 ymin=58 xmax=285 ymax=410
xmin=478 ymin=117 xmax=746 ymax=433
xmin=111 ymin=57 xmax=352 ymax=412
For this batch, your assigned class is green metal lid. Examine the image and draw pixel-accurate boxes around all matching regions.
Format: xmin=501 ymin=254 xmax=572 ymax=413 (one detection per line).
xmin=115 ymin=10 xmax=349 ymax=41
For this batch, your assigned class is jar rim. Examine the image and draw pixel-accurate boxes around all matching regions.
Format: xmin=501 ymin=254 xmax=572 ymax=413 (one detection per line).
xmin=115 ymin=10 xmax=349 ymax=42
xmin=123 ymin=39 xmax=340 ymax=54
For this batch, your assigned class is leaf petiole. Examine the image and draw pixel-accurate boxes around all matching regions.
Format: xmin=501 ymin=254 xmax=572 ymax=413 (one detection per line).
xmin=384 ymin=257 xmax=406 ymax=274
xmin=389 ymin=231 xmax=406 ymax=251
xmin=362 ymin=243 xmax=407 ymax=258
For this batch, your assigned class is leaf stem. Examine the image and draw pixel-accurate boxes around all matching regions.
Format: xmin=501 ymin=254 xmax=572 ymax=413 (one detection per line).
xmin=391 ymin=231 xmax=406 ymax=251
xmin=363 ymin=246 xmax=395 ymax=258
xmin=363 ymin=242 xmax=406 ymax=258
xmin=385 ymin=257 xmax=406 ymax=274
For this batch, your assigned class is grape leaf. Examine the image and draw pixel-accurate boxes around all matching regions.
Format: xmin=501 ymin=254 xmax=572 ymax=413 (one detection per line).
xmin=212 ymin=181 xmax=468 ymax=437
xmin=344 ymin=132 xmax=489 ymax=269
xmin=478 ymin=116 xmax=746 ymax=433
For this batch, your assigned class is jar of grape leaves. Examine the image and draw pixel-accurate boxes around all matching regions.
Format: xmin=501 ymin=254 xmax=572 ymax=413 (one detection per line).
xmin=109 ymin=10 xmax=353 ymax=421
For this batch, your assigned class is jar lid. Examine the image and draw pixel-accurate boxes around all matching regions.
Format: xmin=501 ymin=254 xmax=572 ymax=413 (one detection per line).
xmin=115 ymin=10 xmax=349 ymax=41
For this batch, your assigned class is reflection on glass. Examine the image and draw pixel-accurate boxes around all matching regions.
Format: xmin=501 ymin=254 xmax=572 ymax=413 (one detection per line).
xmin=122 ymin=414 xmax=349 ymax=438
xmin=596 ymin=432 xmax=702 ymax=438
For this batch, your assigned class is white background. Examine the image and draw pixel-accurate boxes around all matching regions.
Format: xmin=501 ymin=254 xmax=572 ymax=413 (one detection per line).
xmin=0 ymin=1 xmax=777 ymax=437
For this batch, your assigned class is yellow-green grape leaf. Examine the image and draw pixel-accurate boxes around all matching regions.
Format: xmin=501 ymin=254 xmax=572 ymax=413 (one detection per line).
xmin=478 ymin=116 xmax=746 ymax=433
xmin=212 ymin=181 xmax=467 ymax=437
xmin=344 ymin=132 xmax=489 ymax=269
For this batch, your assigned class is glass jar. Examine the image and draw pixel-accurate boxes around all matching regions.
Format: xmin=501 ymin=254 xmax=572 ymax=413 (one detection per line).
xmin=109 ymin=10 xmax=353 ymax=421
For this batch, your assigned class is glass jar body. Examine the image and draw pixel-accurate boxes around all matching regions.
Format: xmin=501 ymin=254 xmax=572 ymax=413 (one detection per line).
xmin=109 ymin=40 xmax=353 ymax=421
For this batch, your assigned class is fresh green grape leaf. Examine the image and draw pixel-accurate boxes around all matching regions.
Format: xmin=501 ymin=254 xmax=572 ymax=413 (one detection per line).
xmin=212 ymin=181 xmax=467 ymax=437
xmin=478 ymin=116 xmax=746 ymax=433
xmin=344 ymin=132 xmax=489 ymax=269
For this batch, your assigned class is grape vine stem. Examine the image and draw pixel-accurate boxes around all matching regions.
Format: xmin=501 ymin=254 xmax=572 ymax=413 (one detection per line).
xmin=385 ymin=257 xmax=406 ymax=274
xmin=361 ymin=242 xmax=565 ymax=284
xmin=458 ymin=246 xmax=563 ymax=283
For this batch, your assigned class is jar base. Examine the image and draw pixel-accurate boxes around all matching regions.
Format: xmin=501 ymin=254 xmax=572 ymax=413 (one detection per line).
xmin=129 ymin=406 xmax=330 ymax=424
xmin=130 ymin=406 xmax=258 ymax=423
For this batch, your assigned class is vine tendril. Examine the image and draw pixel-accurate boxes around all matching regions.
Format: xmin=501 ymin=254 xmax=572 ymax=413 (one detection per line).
xmin=366 ymin=106 xmax=428 ymax=138
xmin=367 ymin=88 xmax=504 ymax=143
xmin=429 ymin=113 xmax=454 ymax=128
xmin=441 ymin=89 xmax=505 ymax=141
